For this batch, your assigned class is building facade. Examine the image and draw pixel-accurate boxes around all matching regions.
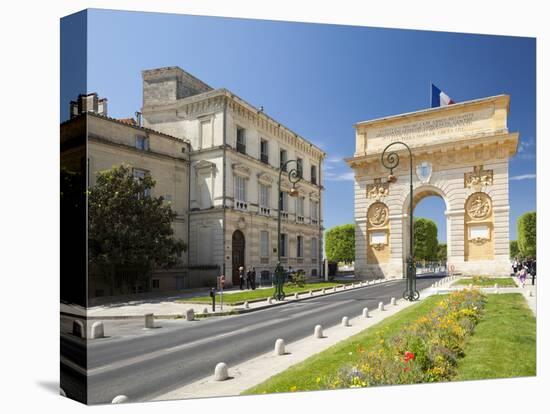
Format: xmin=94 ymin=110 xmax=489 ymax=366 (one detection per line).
xmin=141 ymin=67 xmax=326 ymax=288
xmin=347 ymin=95 xmax=518 ymax=279
xmin=62 ymin=98 xmax=191 ymax=298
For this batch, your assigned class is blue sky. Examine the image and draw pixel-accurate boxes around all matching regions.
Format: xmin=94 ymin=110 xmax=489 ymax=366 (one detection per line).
xmin=61 ymin=9 xmax=536 ymax=241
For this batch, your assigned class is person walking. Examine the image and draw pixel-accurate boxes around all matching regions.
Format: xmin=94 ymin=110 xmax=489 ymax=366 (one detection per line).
xmin=518 ymin=266 xmax=527 ymax=288
xmin=531 ymin=258 xmax=537 ymax=285
xmin=239 ymin=266 xmax=245 ymax=290
xmin=245 ymin=268 xmax=252 ymax=290
xmin=250 ymin=267 xmax=257 ymax=290
xmin=512 ymin=257 xmax=518 ymax=274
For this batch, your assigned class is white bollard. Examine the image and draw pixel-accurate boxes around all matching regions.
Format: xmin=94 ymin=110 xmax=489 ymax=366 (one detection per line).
xmin=333 ymin=286 xmax=336 ymax=292
xmin=494 ymin=283 xmax=498 ymax=289
xmin=90 ymin=321 xmax=104 ymax=339
xmin=274 ymin=338 xmax=286 ymax=355
xmin=203 ymin=307 xmax=209 ymax=314
xmin=341 ymin=316 xmax=350 ymax=327
xmin=469 ymin=283 xmax=473 ymax=289
xmin=112 ymin=395 xmax=129 ymax=404
xmin=378 ymin=302 xmax=385 ymax=311
xmin=145 ymin=313 xmax=155 ymax=328
xmin=267 ymin=297 xmax=273 ymax=304
xmin=314 ymin=324 xmax=323 ymax=338
xmin=362 ymin=307 xmax=369 ymax=318
xmin=309 ymin=290 xmax=313 ymax=297
xmin=244 ymin=301 xmax=249 ymax=309
xmin=390 ymin=297 xmax=396 ymax=306
xmin=185 ymin=309 xmax=195 ymax=322
xmin=322 ymin=288 xmax=326 ymax=294
xmin=214 ymin=362 xmax=229 ymax=381
xmin=294 ymin=292 xmax=299 ymax=300
xmin=529 ymin=290 xmax=534 ymax=297
xmin=72 ymin=320 xmax=85 ymax=338
xmin=60 ymin=388 xmax=66 ymax=397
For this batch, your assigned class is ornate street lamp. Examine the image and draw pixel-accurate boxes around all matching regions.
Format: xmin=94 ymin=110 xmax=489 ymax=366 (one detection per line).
xmin=381 ymin=141 xmax=419 ymax=301
xmin=273 ymin=160 xmax=302 ymax=301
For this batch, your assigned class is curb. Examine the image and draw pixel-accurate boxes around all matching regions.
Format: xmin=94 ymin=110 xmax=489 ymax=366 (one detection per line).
xmin=61 ymin=280 xmax=398 ymax=321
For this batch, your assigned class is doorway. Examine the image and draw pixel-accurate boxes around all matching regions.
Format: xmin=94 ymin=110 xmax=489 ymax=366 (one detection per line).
xmin=232 ymin=230 xmax=245 ymax=286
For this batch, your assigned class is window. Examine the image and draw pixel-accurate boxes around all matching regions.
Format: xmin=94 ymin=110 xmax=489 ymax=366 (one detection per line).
xmin=236 ymin=127 xmax=246 ymax=154
xmin=135 ymin=135 xmax=149 ymax=151
xmin=259 ymin=184 xmax=270 ymax=215
xmin=311 ymin=200 xmax=319 ymax=225
xmin=234 ymin=175 xmax=247 ymax=210
xmin=280 ymin=149 xmax=288 ymax=171
xmin=296 ymin=158 xmax=303 ymax=178
xmin=310 ymin=165 xmax=317 ymax=185
xmin=296 ymin=196 xmax=305 ymax=222
xmin=260 ymin=139 xmax=269 ymax=164
xmin=260 ymin=231 xmax=269 ymax=257
xmin=280 ymin=233 xmax=288 ymax=257
xmin=152 ymin=279 xmax=160 ymax=289
xmin=200 ymin=119 xmax=212 ymax=148
xmin=297 ymin=235 xmax=304 ymax=258
xmin=311 ymin=237 xmax=318 ymax=261
xmin=133 ymin=168 xmax=151 ymax=197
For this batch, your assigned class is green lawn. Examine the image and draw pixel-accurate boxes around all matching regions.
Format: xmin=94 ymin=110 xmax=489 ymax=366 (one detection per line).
xmin=455 ymin=293 xmax=536 ymax=380
xmin=178 ymin=281 xmax=353 ymax=305
xmin=453 ymin=277 xmax=517 ymax=287
xmin=243 ymin=295 xmax=444 ymax=394
xmin=243 ymin=293 xmax=535 ymax=394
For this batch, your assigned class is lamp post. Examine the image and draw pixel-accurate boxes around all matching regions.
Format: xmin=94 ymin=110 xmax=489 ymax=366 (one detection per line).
xmin=381 ymin=141 xmax=419 ymax=301
xmin=273 ymin=160 xmax=302 ymax=301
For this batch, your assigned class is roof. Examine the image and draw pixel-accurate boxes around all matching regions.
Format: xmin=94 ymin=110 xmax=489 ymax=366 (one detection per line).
xmin=61 ymin=112 xmax=190 ymax=145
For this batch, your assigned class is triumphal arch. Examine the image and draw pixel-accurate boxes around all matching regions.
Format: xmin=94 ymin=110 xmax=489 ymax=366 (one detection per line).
xmin=346 ymin=95 xmax=518 ymax=279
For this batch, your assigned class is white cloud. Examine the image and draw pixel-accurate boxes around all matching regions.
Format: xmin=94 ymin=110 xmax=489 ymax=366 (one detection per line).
xmin=325 ymin=171 xmax=355 ymax=182
xmin=510 ymin=174 xmax=536 ymax=181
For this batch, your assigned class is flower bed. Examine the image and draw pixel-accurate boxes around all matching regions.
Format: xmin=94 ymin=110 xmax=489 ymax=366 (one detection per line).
xmin=325 ymin=289 xmax=486 ymax=388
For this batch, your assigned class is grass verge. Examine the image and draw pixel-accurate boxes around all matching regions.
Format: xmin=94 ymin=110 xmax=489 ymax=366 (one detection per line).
xmin=455 ymin=293 xmax=536 ymax=380
xmin=453 ymin=277 xmax=516 ymax=287
xmin=243 ymin=293 xmax=535 ymax=394
xmin=243 ymin=295 xmax=443 ymax=394
xmin=178 ymin=281 xmax=353 ymax=305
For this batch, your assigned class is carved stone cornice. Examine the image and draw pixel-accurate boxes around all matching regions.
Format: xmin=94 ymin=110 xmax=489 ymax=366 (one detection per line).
xmin=194 ymin=159 xmax=216 ymax=174
xmin=232 ymin=163 xmax=251 ymax=178
xmin=257 ymin=172 xmax=274 ymax=186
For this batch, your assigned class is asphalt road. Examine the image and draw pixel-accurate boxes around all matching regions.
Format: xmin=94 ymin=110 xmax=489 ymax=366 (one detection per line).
xmin=60 ymin=274 xmax=443 ymax=404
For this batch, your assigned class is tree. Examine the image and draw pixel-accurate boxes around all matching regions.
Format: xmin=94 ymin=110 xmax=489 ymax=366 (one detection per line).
xmin=325 ymin=224 xmax=355 ymax=264
xmin=517 ymin=211 xmax=536 ymax=258
xmin=88 ymin=164 xmax=186 ymax=294
xmin=509 ymin=240 xmax=519 ymax=259
xmin=413 ymin=218 xmax=438 ymax=261
xmin=437 ymin=243 xmax=447 ymax=262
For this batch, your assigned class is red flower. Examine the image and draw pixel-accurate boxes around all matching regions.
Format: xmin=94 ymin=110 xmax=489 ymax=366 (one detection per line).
xmin=404 ymin=351 xmax=415 ymax=362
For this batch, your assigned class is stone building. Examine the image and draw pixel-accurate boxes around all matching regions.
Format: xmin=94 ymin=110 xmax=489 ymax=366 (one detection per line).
xmin=141 ymin=67 xmax=326 ymax=288
xmin=347 ymin=95 xmax=518 ymax=279
xmin=61 ymin=95 xmax=191 ymax=297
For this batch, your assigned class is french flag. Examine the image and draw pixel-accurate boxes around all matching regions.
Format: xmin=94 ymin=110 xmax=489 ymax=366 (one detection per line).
xmin=431 ymin=84 xmax=455 ymax=107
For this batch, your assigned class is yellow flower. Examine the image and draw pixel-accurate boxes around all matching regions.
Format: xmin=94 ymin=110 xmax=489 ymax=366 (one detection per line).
xmin=316 ymin=377 xmax=321 ymax=384
xmin=290 ymin=385 xmax=298 ymax=392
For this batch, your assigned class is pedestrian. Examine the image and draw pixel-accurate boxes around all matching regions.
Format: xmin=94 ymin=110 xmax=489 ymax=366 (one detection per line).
xmin=531 ymin=258 xmax=537 ymax=285
xmin=239 ymin=266 xmax=245 ymax=290
xmin=245 ymin=268 xmax=251 ymax=290
xmin=512 ymin=257 xmax=518 ymax=274
xmin=518 ymin=266 xmax=527 ymax=288
xmin=250 ymin=266 xmax=257 ymax=290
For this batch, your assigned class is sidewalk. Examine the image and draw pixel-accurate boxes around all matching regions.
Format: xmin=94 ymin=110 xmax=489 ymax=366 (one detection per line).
xmin=61 ymin=279 xmax=388 ymax=320
xmin=154 ymin=276 xmax=459 ymax=401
